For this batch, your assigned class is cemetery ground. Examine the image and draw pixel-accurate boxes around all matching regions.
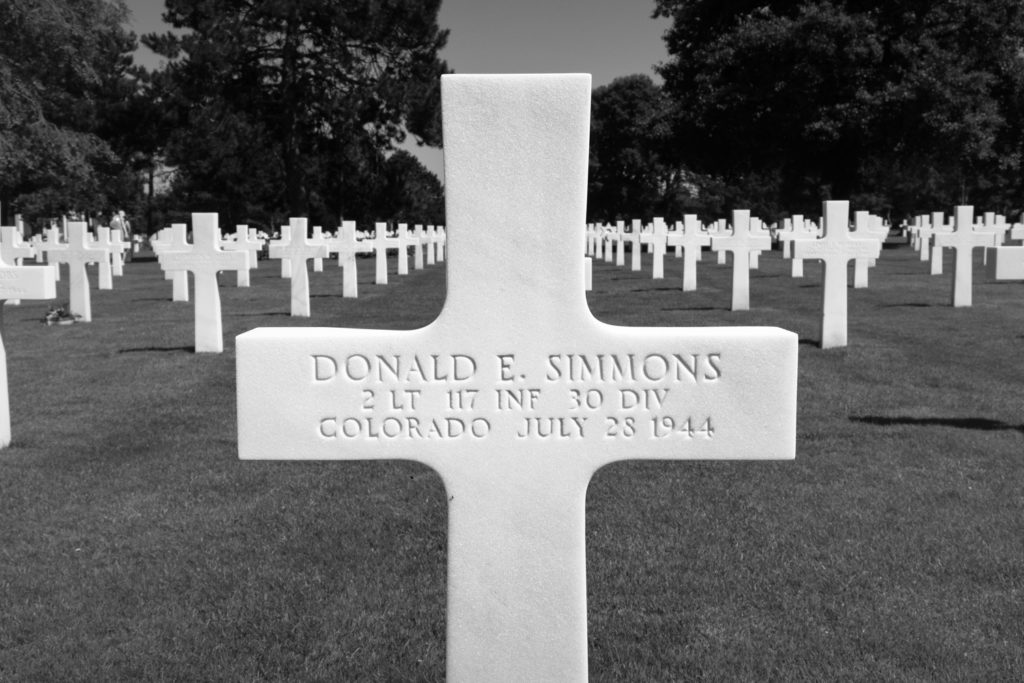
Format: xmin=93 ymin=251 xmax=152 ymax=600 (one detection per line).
xmin=1 ymin=241 xmax=1021 ymax=681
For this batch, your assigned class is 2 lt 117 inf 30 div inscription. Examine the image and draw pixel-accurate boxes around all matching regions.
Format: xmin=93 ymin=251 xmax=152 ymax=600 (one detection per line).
xmin=312 ymin=351 xmax=721 ymax=442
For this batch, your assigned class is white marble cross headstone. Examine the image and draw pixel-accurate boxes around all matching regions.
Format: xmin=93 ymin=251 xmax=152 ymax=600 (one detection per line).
xmin=793 ymin=201 xmax=881 ymax=348
xmin=427 ymin=225 xmax=441 ymax=265
xmin=650 ymin=217 xmax=667 ymax=279
xmin=666 ymin=214 xmax=710 ymax=292
xmin=329 ymin=220 xmax=369 ymax=298
xmin=99 ymin=228 xmax=129 ymax=277
xmin=987 ymin=245 xmax=1024 ymax=280
xmin=929 ymin=211 xmax=952 ymax=275
xmin=392 ymin=223 xmax=410 ymax=275
xmin=932 ymin=205 xmax=998 ymax=307
xmin=0 ymin=225 xmax=36 ymax=305
xmin=851 ymin=211 xmax=884 ymax=288
xmin=915 ymin=216 xmax=934 ymax=262
xmin=311 ymin=225 xmax=326 ymax=272
xmin=153 ymin=224 xmax=191 ymax=302
xmin=780 ymin=214 xmax=817 ymax=277
xmin=412 ymin=224 xmax=426 ymax=269
xmin=222 ymin=225 xmax=264 ymax=287
xmin=237 ymin=74 xmax=798 ymax=681
xmin=0 ymin=254 xmax=55 ymax=447
xmin=95 ymin=227 xmax=115 ymax=290
xmin=39 ymin=227 xmax=63 ymax=282
xmin=711 ymin=210 xmax=770 ymax=311
xmin=157 ymin=213 xmax=248 ymax=352
xmin=628 ymin=219 xmax=642 ymax=271
xmin=49 ymin=222 xmax=106 ymax=321
xmin=614 ymin=220 xmax=626 ymax=266
xmin=270 ymin=224 xmax=294 ymax=279
xmin=371 ymin=222 xmax=400 ymax=284
xmin=268 ymin=217 xmax=329 ymax=317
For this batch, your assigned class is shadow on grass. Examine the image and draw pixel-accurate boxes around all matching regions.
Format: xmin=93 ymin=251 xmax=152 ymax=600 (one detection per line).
xmin=228 ymin=311 xmax=291 ymax=317
xmin=851 ymin=415 xmax=1024 ymax=434
xmin=630 ymin=287 xmax=684 ymax=293
xmin=119 ymin=345 xmax=195 ymax=354
xmin=661 ymin=306 xmax=719 ymax=312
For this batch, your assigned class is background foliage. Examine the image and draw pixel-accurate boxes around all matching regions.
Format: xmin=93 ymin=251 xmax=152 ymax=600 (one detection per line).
xmin=646 ymin=0 xmax=1024 ymax=221
xmin=4 ymin=1 xmax=1024 ymax=229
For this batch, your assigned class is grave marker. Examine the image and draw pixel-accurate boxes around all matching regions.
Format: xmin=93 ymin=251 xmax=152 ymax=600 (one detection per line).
xmin=0 ymin=254 xmax=56 ymax=447
xmin=425 ymin=225 xmax=438 ymax=265
xmin=237 ymin=74 xmax=797 ymax=680
xmin=268 ymin=217 xmax=328 ymax=317
xmin=311 ymin=225 xmax=326 ymax=272
xmin=153 ymin=224 xmax=191 ymax=302
xmin=371 ymin=222 xmax=399 ymax=284
xmin=933 ymin=205 xmax=998 ymax=307
xmin=666 ymin=214 xmax=710 ymax=291
xmin=329 ymin=220 xmax=369 ymax=297
xmin=0 ymin=225 xmax=36 ymax=305
xmin=628 ymin=219 xmax=642 ymax=271
xmin=650 ymin=217 xmax=667 ymax=279
xmin=395 ymin=223 xmax=413 ymax=275
xmin=157 ymin=213 xmax=248 ymax=352
xmin=793 ymin=201 xmax=881 ymax=348
xmin=95 ymin=227 xmax=115 ymax=290
xmin=222 ymin=225 xmax=264 ymax=287
xmin=413 ymin=224 xmax=426 ymax=269
xmin=930 ymin=211 xmax=951 ymax=275
xmin=38 ymin=227 xmax=63 ymax=281
xmin=711 ymin=210 xmax=770 ymax=310
xmin=614 ymin=220 xmax=625 ymax=266
xmin=987 ymin=245 xmax=1024 ymax=280
xmin=269 ymin=224 xmax=294 ymax=279
xmin=47 ymin=222 xmax=106 ymax=321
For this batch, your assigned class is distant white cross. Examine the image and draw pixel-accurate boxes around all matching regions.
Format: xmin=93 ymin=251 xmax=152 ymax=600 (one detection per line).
xmin=49 ymin=222 xmax=107 ymax=321
xmin=711 ymin=210 xmax=770 ymax=310
xmin=932 ymin=205 xmax=998 ymax=307
xmin=268 ymin=217 xmax=329 ymax=316
xmin=667 ymin=214 xmax=710 ymax=291
xmin=793 ymin=201 xmax=881 ymax=348
xmin=157 ymin=213 xmax=249 ymax=352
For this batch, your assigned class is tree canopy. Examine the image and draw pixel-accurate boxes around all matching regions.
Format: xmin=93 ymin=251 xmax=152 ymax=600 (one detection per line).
xmin=0 ymin=0 xmax=137 ymax=222
xmin=144 ymin=0 xmax=449 ymax=229
xmin=653 ymin=0 xmax=1024 ymax=218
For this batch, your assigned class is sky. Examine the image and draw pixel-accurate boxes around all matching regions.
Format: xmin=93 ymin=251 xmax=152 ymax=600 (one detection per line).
xmin=123 ymin=0 xmax=672 ymax=178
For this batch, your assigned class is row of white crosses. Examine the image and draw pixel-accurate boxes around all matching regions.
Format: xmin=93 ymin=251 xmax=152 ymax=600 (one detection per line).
xmin=587 ymin=213 xmax=774 ymax=310
xmin=588 ymin=205 xmax=892 ymax=348
xmin=150 ymin=216 xmax=446 ymax=349
xmin=907 ymin=207 xmax=1013 ymax=306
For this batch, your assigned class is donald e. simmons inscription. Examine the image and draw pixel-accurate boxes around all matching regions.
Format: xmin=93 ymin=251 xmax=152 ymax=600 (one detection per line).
xmin=237 ymin=74 xmax=797 ymax=682
xmin=313 ymin=352 xmax=721 ymax=441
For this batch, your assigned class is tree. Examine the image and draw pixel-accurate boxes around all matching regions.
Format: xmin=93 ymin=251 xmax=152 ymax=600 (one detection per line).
xmin=376 ymin=150 xmax=444 ymax=224
xmin=146 ymin=0 xmax=449 ymax=226
xmin=653 ymin=0 xmax=1024 ymax=217
xmin=0 ymin=0 xmax=137 ymax=224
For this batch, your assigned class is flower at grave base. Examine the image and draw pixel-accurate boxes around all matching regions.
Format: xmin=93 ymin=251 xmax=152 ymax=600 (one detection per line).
xmin=42 ymin=304 xmax=81 ymax=326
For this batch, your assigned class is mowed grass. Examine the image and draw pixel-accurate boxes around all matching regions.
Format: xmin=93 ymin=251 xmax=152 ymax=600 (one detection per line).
xmin=0 ymin=239 xmax=1021 ymax=681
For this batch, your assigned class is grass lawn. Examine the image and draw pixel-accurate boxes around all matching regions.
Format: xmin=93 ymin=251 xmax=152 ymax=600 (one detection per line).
xmin=0 ymin=240 xmax=1021 ymax=681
